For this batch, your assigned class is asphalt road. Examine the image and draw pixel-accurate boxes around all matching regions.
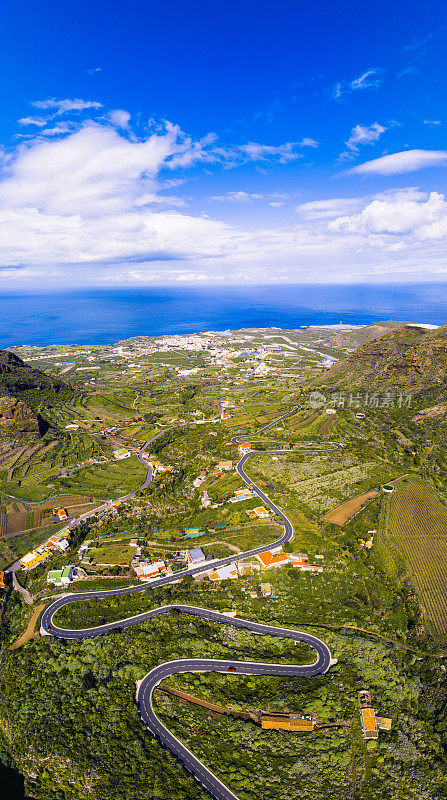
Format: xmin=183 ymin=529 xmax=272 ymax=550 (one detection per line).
xmin=39 ymin=403 xmax=339 ymax=800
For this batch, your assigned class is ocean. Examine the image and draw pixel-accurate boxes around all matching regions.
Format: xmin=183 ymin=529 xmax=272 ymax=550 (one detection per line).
xmin=1 ymin=283 xmax=446 ymax=347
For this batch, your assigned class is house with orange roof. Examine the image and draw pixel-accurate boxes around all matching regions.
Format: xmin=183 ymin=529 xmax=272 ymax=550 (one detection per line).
xmin=238 ymin=442 xmax=251 ymax=455
xmin=256 ymin=548 xmax=290 ymax=569
xmin=218 ymin=460 xmax=233 ymax=471
xmin=360 ymin=707 xmax=378 ymax=740
xmin=358 ymin=689 xmax=379 ymax=740
xmin=252 ymin=506 xmax=270 ymax=519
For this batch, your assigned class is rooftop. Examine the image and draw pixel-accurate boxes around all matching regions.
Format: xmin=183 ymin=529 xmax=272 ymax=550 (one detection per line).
xmin=188 ymin=547 xmax=206 ymax=561
xmin=257 ymin=549 xmax=289 ymax=568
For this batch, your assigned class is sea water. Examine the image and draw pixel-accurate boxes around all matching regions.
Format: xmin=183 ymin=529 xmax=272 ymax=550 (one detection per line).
xmin=1 ymin=283 xmax=446 ymax=347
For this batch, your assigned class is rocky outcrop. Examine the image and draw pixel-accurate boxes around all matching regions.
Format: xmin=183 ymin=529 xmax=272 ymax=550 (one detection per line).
xmin=317 ymin=325 xmax=447 ymax=392
xmin=0 ymin=349 xmax=67 ymax=395
xmin=0 ymin=396 xmax=39 ymax=433
xmin=412 ymin=404 xmax=447 ymax=423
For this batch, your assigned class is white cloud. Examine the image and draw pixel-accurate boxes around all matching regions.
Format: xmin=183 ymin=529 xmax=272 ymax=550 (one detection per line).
xmin=333 ymin=69 xmax=384 ymax=100
xmin=3 ymin=112 xmax=447 ymax=287
xmin=208 ymin=191 xmax=263 ymax=203
xmin=345 ymin=123 xmax=386 ymax=153
xmin=109 ymin=110 xmax=131 ymax=129
xmin=31 ymin=98 xmax=102 ymax=114
xmin=351 ymin=70 xmax=383 ymax=90
xmin=298 ymin=137 xmax=319 ymax=148
xmin=338 ymin=123 xmax=387 ymax=164
xmin=18 ymin=116 xmax=47 ymax=127
xmin=424 ymin=119 xmax=441 ymax=126
xmin=344 ymin=149 xmax=447 ymax=176
xmin=297 ymin=197 xmax=365 ymax=219
xmin=35 ymin=122 xmax=74 ymax=137
xmin=215 ymin=141 xmax=304 ymax=165
xmin=329 ymin=190 xmax=447 ymax=239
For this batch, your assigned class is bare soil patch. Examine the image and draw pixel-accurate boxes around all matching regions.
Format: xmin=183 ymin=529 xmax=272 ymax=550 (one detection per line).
xmin=10 ymin=602 xmax=46 ymax=650
xmin=323 ymin=490 xmax=378 ymax=526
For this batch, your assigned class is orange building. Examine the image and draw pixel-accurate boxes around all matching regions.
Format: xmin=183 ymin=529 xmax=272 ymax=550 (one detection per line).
xmin=360 ymin=707 xmax=378 ymax=739
xmin=261 ymin=714 xmax=314 ymax=732
xmin=256 ymin=549 xmax=290 ymax=569
xmin=238 ymin=442 xmax=251 ymax=455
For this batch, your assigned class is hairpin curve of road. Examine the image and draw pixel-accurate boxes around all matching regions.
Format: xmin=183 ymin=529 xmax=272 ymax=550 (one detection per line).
xmin=40 ymin=401 xmax=339 ymax=800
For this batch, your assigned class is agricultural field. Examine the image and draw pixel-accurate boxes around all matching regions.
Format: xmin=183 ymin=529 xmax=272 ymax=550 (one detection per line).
xmin=378 ymin=478 xmax=447 ymax=641
xmin=323 ymin=489 xmax=379 ymax=526
xmin=248 ymin=450 xmax=396 ymax=519
xmin=87 ymin=543 xmax=136 ymax=566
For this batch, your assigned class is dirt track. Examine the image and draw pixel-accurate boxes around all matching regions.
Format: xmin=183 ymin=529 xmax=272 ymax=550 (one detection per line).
xmin=10 ymin=602 xmax=46 ymax=650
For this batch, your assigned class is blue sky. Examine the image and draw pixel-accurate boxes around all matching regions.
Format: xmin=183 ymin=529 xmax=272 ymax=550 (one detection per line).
xmin=1 ymin=0 xmax=447 ymax=289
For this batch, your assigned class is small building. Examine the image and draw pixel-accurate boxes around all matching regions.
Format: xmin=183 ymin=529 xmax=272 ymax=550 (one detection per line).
xmin=64 ymin=423 xmax=79 ymax=430
xmin=378 ymin=717 xmax=392 ymax=730
xmin=289 ymin=553 xmax=309 ymax=567
xmin=261 ymin=714 xmax=314 ymax=732
xmin=113 ymin=448 xmax=131 ymax=460
xmin=237 ymin=560 xmax=260 ymax=576
xmin=201 ymin=491 xmax=211 ymax=508
xmin=47 ymin=569 xmax=64 ymax=586
xmin=256 ymin=549 xmax=290 ymax=569
xmin=360 ymin=707 xmax=378 ymax=740
xmin=358 ymin=690 xmax=378 ymax=740
xmin=61 ymin=566 xmax=74 ymax=586
xmin=230 ymin=488 xmax=254 ymax=503
xmin=260 ymin=583 xmax=273 ymax=597
xmin=192 ymin=471 xmax=207 ymax=488
xmin=238 ymin=442 xmax=251 ymax=455
xmin=153 ymin=462 xmax=174 ymax=474
xmin=252 ymin=506 xmax=270 ymax=519
xmin=218 ymin=460 xmax=233 ymax=471
xmin=56 ymin=539 xmax=69 ymax=552
xmin=45 ymin=536 xmax=59 ymax=550
xmin=53 ymin=508 xmax=68 ymax=521
xmin=134 ymin=561 xmax=165 ymax=580
xmin=187 ymin=547 xmax=206 ymax=565
xmin=47 ymin=566 xmax=74 ymax=587
xmin=205 ymin=564 xmax=238 ymax=581
xmin=20 ymin=550 xmax=48 ymax=570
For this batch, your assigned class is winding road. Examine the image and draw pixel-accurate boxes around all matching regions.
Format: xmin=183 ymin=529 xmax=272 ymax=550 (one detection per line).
xmin=39 ymin=402 xmax=340 ymax=800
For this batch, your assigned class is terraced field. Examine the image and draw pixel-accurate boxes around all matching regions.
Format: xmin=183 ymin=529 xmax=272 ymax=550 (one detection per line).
xmin=381 ymin=478 xmax=447 ymax=640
